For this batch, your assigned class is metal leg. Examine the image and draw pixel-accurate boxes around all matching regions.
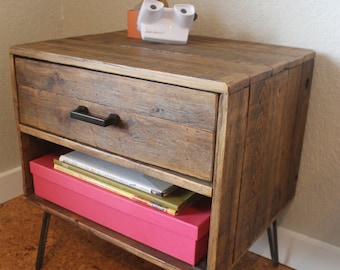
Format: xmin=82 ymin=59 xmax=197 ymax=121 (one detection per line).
xmin=267 ymin=220 xmax=279 ymax=267
xmin=36 ymin=212 xmax=51 ymax=270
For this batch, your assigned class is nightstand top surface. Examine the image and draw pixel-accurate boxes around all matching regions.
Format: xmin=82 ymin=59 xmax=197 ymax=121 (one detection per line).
xmin=11 ymin=31 xmax=314 ymax=93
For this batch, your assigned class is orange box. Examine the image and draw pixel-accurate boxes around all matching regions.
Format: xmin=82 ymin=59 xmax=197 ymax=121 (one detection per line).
xmin=127 ymin=10 xmax=141 ymax=39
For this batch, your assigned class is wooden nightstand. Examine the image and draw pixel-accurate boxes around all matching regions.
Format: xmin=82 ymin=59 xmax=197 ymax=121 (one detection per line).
xmin=10 ymin=31 xmax=314 ymax=270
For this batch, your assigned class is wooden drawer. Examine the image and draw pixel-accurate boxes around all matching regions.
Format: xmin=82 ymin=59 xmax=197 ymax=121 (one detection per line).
xmin=14 ymin=57 xmax=218 ymax=181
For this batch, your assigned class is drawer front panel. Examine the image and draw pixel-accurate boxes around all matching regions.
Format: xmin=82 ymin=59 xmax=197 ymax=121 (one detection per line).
xmin=15 ymin=58 xmax=218 ymax=181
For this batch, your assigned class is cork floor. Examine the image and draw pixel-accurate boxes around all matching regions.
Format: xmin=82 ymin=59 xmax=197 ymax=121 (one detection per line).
xmin=0 ymin=196 xmax=293 ymax=270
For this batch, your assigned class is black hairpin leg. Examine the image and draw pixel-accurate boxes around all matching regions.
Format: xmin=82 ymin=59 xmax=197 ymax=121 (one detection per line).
xmin=267 ymin=220 xmax=279 ymax=267
xmin=36 ymin=212 xmax=51 ymax=270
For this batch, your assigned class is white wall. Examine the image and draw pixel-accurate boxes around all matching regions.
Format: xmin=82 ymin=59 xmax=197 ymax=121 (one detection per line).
xmin=1 ymin=0 xmax=339 ymax=257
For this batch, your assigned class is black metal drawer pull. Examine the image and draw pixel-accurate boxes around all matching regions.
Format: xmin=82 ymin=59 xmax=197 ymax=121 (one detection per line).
xmin=70 ymin=106 xmax=120 ymax=127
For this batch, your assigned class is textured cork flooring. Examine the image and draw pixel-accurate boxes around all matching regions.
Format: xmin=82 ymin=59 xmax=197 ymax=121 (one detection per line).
xmin=0 ymin=196 xmax=293 ymax=270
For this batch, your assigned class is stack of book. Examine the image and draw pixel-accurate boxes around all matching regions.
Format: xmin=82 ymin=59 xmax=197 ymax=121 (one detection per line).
xmin=53 ymin=151 xmax=202 ymax=215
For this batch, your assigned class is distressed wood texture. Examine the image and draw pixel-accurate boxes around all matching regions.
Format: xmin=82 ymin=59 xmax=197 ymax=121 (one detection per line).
xmin=208 ymin=90 xmax=249 ymax=269
xmin=233 ymin=60 xmax=314 ymax=260
xmin=10 ymin=31 xmax=315 ymax=270
xmin=15 ymin=57 xmax=217 ymax=181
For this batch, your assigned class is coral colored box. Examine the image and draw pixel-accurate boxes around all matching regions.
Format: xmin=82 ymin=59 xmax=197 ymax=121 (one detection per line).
xmin=127 ymin=10 xmax=141 ymax=39
xmin=29 ymin=154 xmax=211 ymax=265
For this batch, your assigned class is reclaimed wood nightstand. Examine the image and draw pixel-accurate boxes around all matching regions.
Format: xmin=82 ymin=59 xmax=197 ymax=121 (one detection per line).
xmin=10 ymin=31 xmax=314 ymax=270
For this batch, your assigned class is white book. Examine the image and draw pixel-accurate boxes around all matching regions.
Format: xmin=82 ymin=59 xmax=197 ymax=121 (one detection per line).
xmin=59 ymin=151 xmax=176 ymax=197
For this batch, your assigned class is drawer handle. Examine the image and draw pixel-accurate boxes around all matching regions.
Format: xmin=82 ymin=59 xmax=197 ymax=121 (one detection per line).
xmin=70 ymin=106 xmax=120 ymax=127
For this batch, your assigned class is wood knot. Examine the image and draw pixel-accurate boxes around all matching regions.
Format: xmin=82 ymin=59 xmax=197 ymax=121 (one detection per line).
xmin=151 ymin=107 xmax=160 ymax=113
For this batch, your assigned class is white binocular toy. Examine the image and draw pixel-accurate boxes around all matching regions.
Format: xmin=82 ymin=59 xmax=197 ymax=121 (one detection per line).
xmin=137 ymin=0 xmax=196 ymax=44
